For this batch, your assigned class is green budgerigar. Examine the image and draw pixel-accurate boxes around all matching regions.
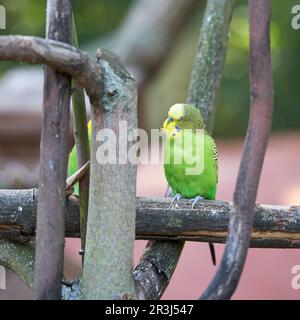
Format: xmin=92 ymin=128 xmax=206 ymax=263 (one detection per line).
xmin=162 ymin=103 xmax=218 ymax=264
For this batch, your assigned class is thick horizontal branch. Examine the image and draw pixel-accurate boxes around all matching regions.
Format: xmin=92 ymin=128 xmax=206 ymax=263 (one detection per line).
xmin=0 ymin=35 xmax=101 ymax=106
xmin=0 ymin=189 xmax=300 ymax=248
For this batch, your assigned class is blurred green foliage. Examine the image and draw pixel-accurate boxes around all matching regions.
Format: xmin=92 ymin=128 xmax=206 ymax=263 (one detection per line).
xmin=0 ymin=0 xmax=300 ymax=136
xmin=0 ymin=0 xmax=132 ymax=39
xmin=0 ymin=0 xmax=132 ymax=73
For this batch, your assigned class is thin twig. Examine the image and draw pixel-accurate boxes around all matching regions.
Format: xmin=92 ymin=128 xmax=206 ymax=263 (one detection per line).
xmin=71 ymin=14 xmax=90 ymax=258
xmin=66 ymin=161 xmax=90 ymax=194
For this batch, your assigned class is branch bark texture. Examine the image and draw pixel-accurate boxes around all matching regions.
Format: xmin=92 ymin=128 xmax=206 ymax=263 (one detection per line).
xmin=2 ymin=192 xmax=300 ymax=247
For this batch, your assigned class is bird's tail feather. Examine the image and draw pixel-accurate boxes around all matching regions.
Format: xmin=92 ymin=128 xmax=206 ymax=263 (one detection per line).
xmin=209 ymin=242 xmax=216 ymax=266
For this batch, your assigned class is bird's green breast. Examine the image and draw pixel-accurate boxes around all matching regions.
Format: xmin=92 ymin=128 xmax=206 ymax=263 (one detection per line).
xmin=164 ymin=130 xmax=218 ymax=200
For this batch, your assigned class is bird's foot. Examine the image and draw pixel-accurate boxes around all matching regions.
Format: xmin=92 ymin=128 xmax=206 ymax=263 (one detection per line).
xmin=189 ymin=195 xmax=204 ymax=209
xmin=171 ymin=193 xmax=182 ymax=206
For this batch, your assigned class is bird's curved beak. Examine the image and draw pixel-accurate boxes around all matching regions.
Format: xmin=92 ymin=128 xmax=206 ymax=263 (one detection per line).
xmin=162 ymin=117 xmax=175 ymax=133
xmin=162 ymin=117 xmax=173 ymax=130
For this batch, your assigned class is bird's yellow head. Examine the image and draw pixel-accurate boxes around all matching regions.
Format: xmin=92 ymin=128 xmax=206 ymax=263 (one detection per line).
xmin=162 ymin=103 xmax=205 ymax=137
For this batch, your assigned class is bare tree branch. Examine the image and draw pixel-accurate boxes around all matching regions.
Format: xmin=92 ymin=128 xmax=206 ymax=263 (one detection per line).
xmin=1 ymin=193 xmax=300 ymax=247
xmin=66 ymin=161 xmax=90 ymax=193
xmin=201 ymin=0 xmax=273 ymax=300
xmin=33 ymin=0 xmax=73 ymax=300
xmin=0 ymin=188 xmax=79 ymax=242
xmin=81 ymin=49 xmax=137 ymax=300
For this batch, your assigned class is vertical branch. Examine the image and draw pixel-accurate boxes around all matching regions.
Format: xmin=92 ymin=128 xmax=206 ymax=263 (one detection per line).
xmin=71 ymin=15 xmax=90 ymax=260
xmin=34 ymin=0 xmax=72 ymax=300
xmin=201 ymin=0 xmax=273 ymax=299
xmin=134 ymin=0 xmax=237 ymax=300
xmin=81 ymin=49 xmax=137 ymax=299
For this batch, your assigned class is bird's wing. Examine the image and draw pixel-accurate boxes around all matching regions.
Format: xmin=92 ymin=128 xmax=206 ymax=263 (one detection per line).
xmin=212 ymin=139 xmax=218 ymax=184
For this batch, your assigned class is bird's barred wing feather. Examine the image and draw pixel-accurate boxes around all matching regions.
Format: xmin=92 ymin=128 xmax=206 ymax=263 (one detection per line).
xmin=212 ymin=139 xmax=218 ymax=183
xmin=202 ymin=129 xmax=218 ymax=184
